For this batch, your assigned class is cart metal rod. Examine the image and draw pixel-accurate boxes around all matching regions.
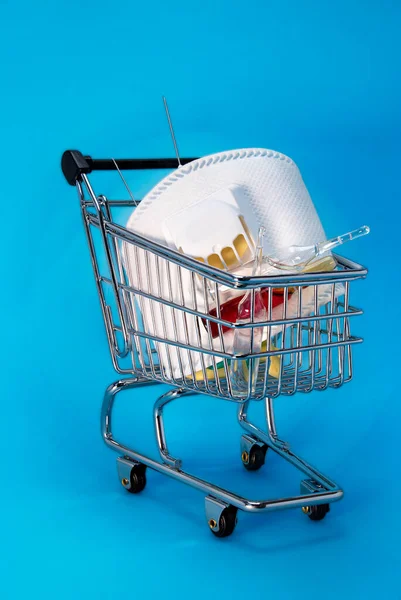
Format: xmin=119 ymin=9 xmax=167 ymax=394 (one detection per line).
xmin=154 ymin=388 xmax=188 ymax=468
xmin=107 ymin=323 xmax=363 ymax=361
xmin=102 ymin=378 xmax=343 ymax=513
xmin=85 ymin=157 xmax=198 ymax=171
xmin=100 ymin=274 xmax=364 ymax=328
xmin=238 ymin=399 xmax=338 ymax=490
xmin=85 ymin=211 xmax=368 ymax=286
xmin=82 ymin=175 xmax=131 ymax=357
xmin=84 ymin=199 xmax=140 ymax=207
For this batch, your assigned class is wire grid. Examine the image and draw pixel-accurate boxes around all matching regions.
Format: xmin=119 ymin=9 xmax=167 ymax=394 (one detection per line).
xmin=77 ymin=176 xmax=365 ymax=402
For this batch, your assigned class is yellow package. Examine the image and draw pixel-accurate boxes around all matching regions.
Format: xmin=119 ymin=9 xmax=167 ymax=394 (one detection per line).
xmin=191 ymin=340 xmax=280 ymax=382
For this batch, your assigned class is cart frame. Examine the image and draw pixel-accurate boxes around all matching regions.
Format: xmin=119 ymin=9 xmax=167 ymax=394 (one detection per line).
xmin=62 ymin=150 xmax=367 ymax=537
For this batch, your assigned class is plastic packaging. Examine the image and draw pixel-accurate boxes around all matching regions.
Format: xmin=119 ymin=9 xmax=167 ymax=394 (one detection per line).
xmin=230 ymin=228 xmax=266 ymax=397
xmin=262 ymin=225 xmax=370 ymax=272
xmin=162 ymin=185 xmax=259 ymax=270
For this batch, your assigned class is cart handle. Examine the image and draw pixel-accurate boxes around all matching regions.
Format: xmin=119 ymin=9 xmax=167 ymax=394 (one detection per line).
xmin=61 ymin=150 xmax=198 ymax=186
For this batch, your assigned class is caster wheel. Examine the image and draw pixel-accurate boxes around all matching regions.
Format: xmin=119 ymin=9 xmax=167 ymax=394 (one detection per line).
xmin=122 ymin=463 xmax=147 ymax=494
xmin=302 ymin=504 xmax=330 ymax=521
xmin=209 ymin=506 xmax=238 ymax=538
xmin=242 ymin=444 xmax=268 ymax=471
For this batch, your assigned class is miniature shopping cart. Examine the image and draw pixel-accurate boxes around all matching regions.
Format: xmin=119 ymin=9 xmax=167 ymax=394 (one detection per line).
xmin=62 ymin=149 xmax=367 ymax=538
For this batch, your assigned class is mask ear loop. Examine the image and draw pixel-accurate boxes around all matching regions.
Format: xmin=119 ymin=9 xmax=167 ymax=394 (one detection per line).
xmin=163 ymin=96 xmax=181 ymax=167
xmin=112 ymin=158 xmax=138 ymax=207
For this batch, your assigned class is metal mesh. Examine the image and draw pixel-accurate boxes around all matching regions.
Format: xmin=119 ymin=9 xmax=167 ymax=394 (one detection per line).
xmin=76 ymin=173 xmax=365 ymax=402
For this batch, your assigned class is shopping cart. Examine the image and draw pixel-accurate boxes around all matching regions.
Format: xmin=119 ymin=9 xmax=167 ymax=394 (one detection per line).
xmin=61 ymin=149 xmax=367 ymax=538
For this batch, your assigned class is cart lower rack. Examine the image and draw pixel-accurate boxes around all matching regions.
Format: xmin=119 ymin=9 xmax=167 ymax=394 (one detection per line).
xmin=62 ymin=150 xmax=367 ymax=537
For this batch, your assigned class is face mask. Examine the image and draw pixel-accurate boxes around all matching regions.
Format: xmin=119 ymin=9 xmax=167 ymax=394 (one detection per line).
xmin=124 ymin=148 xmax=326 ymax=380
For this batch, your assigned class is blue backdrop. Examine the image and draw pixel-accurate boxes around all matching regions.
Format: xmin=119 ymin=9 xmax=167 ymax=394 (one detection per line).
xmin=1 ymin=1 xmax=400 ymax=598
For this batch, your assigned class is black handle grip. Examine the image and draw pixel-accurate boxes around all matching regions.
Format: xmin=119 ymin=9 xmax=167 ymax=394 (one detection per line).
xmin=61 ymin=150 xmax=198 ymax=186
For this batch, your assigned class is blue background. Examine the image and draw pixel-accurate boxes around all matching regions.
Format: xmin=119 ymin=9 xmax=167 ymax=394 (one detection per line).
xmin=1 ymin=1 xmax=400 ymax=598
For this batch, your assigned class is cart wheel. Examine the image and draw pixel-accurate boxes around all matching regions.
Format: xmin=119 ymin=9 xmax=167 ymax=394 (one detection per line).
xmin=122 ymin=463 xmax=147 ymax=494
xmin=242 ymin=444 xmax=268 ymax=471
xmin=209 ymin=506 xmax=238 ymax=538
xmin=302 ymin=504 xmax=330 ymax=521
